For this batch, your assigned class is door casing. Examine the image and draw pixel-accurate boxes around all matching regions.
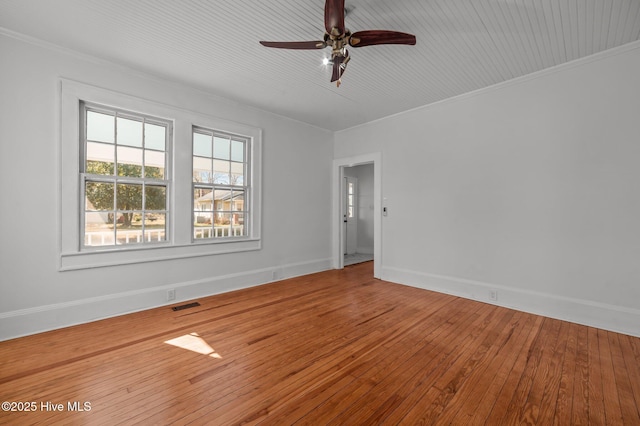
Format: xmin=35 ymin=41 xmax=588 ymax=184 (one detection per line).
xmin=332 ymin=152 xmax=381 ymax=278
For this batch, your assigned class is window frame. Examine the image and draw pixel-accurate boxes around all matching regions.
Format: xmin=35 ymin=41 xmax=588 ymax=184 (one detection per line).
xmin=192 ymin=127 xmax=251 ymax=242
xmin=80 ymin=102 xmax=173 ymax=249
xmin=59 ymin=79 xmax=262 ymax=271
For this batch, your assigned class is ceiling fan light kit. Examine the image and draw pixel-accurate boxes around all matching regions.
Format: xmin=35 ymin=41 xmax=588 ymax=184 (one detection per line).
xmin=259 ymin=0 xmax=416 ymax=86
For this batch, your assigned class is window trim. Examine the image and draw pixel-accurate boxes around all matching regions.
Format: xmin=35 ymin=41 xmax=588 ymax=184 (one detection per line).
xmin=59 ymin=79 xmax=262 ymax=271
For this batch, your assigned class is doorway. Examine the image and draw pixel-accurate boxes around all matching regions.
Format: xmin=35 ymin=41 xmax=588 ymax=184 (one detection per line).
xmin=332 ymin=153 xmax=381 ymax=278
xmin=343 ymin=167 xmax=373 ymax=266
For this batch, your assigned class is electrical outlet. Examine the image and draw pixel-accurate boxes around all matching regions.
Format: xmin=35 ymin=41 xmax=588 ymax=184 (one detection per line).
xmin=490 ymin=290 xmax=498 ymax=301
xmin=167 ymin=289 xmax=176 ymax=301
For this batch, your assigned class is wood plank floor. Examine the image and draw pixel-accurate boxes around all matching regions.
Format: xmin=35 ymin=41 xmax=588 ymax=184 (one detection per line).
xmin=1 ymin=262 xmax=639 ymax=425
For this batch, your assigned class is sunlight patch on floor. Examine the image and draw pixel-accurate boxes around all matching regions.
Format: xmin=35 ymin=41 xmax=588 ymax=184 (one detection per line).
xmin=164 ymin=332 xmax=222 ymax=358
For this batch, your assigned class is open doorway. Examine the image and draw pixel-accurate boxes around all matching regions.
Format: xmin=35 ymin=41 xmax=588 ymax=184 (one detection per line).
xmin=343 ymin=165 xmax=374 ymax=266
xmin=333 ymin=152 xmax=381 ymax=278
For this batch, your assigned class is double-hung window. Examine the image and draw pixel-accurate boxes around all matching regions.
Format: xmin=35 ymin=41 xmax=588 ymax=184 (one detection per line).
xmin=192 ymin=128 xmax=249 ymax=240
xmin=81 ymin=103 xmax=171 ymax=247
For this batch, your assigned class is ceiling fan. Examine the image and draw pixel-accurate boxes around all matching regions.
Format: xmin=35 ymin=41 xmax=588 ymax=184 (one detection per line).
xmin=259 ymin=0 xmax=416 ymax=87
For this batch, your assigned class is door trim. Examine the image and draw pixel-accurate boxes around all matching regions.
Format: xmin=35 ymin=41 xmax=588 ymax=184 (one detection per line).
xmin=332 ymin=152 xmax=382 ymax=279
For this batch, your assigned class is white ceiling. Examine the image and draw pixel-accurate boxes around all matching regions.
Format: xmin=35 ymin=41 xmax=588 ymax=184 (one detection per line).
xmin=2 ymin=0 xmax=640 ymax=131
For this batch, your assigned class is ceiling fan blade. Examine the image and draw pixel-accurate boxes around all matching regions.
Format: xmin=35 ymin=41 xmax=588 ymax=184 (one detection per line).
xmin=349 ymin=30 xmax=416 ymax=47
xmin=260 ymin=40 xmax=327 ymax=49
xmin=324 ymin=0 xmax=345 ymax=36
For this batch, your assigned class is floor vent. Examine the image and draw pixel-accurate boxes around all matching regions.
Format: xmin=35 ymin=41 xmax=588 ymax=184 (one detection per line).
xmin=171 ymin=302 xmax=201 ymax=311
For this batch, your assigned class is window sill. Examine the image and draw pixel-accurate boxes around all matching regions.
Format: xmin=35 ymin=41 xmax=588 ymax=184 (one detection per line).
xmin=59 ymin=239 xmax=261 ymax=271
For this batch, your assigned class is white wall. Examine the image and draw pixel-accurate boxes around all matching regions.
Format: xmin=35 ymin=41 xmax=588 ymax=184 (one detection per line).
xmin=334 ymin=42 xmax=640 ymax=337
xmin=0 ymin=33 xmax=334 ymax=340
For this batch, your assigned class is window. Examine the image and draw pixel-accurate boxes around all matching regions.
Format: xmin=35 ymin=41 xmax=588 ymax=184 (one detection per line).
xmin=81 ymin=103 xmax=171 ymax=247
xmin=60 ymin=79 xmax=262 ymax=270
xmin=347 ymin=180 xmax=355 ymax=218
xmin=192 ymin=128 xmax=249 ymax=240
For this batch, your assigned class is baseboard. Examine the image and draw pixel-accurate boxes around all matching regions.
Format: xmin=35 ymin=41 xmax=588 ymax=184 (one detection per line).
xmin=0 ymin=258 xmax=332 ymax=341
xmin=382 ymin=266 xmax=640 ymax=338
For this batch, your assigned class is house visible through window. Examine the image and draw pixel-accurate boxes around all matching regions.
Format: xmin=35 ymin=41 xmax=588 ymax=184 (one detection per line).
xmin=193 ymin=127 xmax=249 ymax=239
xmin=81 ymin=103 xmax=171 ymax=247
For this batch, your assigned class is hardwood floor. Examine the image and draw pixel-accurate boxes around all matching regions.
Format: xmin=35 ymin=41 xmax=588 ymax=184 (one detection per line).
xmin=1 ymin=262 xmax=639 ymax=425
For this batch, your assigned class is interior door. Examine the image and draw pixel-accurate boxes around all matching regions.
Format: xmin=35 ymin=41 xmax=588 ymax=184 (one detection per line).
xmin=344 ymin=176 xmax=358 ymax=255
